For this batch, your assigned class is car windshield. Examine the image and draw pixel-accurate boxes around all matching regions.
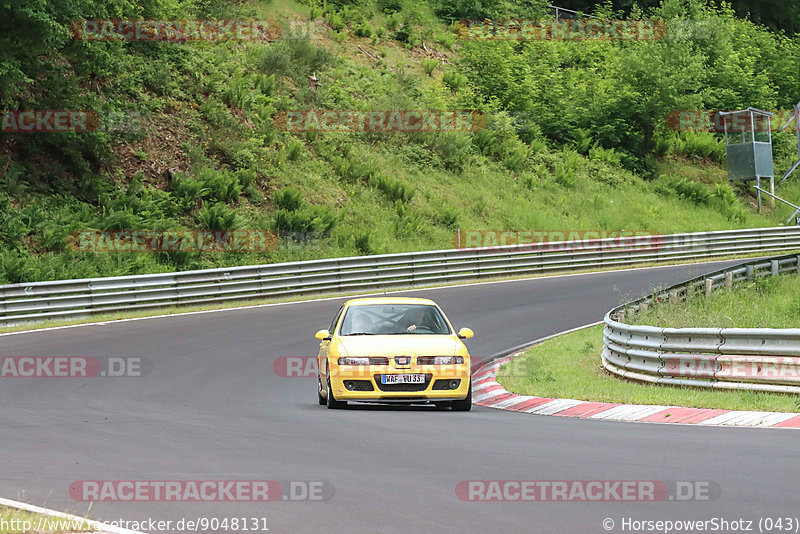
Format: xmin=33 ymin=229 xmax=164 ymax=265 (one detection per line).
xmin=339 ymin=304 xmax=451 ymax=335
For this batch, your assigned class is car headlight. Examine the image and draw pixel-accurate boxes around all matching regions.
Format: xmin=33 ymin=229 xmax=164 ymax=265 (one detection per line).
xmin=417 ymin=356 xmax=464 ymax=365
xmin=338 ymin=357 xmax=370 ymax=365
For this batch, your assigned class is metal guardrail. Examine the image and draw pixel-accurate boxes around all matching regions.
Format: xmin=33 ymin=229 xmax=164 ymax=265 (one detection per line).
xmin=548 ymin=5 xmax=599 ymax=20
xmin=603 ymin=253 xmax=800 ymax=394
xmin=2 ymin=226 xmax=800 ymax=327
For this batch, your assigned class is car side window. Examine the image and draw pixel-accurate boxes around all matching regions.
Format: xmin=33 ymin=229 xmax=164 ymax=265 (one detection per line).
xmin=329 ymin=306 xmax=344 ymax=334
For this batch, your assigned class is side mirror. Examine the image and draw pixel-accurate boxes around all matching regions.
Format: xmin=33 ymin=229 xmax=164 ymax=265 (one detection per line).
xmin=457 ymin=327 xmax=474 ymax=340
xmin=315 ymin=329 xmax=331 ymax=341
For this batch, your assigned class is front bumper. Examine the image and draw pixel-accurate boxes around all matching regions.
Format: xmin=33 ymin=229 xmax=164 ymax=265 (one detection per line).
xmin=329 ymin=365 xmax=470 ymax=401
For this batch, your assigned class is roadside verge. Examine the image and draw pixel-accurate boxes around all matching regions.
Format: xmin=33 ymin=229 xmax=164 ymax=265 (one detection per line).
xmin=473 ymin=329 xmax=800 ymax=429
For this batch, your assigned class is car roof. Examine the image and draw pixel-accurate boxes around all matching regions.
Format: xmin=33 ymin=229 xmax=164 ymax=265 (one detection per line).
xmin=344 ymin=297 xmax=437 ymax=306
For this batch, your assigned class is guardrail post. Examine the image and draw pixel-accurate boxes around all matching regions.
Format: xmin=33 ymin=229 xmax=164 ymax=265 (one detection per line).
xmin=746 ymin=264 xmax=755 ymax=281
xmin=771 ymin=260 xmax=779 ymax=276
xmin=639 ymin=302 xmax=648 ymax=313
xmin=704 ymin=278 xmax=713 ymax=298
xmin=725 ymin=271 xmax=733 ymax=290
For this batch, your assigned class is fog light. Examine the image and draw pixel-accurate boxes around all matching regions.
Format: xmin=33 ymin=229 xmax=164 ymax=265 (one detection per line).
xmin=449 ymin=380 xmax=460 ymax=389
xmin=345 ymin=382 xmax=355 ymax=391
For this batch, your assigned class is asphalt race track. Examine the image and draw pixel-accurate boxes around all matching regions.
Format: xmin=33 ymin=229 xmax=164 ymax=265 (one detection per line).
xmin=3 ymin=260 xmax=799 ymax=534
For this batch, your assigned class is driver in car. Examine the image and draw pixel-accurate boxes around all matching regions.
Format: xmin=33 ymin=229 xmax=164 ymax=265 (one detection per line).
xmin=402 ymin=307 xmax=428 ymax=332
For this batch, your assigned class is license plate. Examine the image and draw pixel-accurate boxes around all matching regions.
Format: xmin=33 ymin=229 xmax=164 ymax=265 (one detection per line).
xmin=381 ymin=374 xmax=425 ymax=384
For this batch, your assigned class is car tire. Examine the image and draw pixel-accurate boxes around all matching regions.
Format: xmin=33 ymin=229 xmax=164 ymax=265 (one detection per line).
xmin=326 ymin=376 xmax=346 ymax=409
xmin=451 ymin=382 xmax=472 ymax=412
xmin=317 ymin=376 xmax=326 ymax=405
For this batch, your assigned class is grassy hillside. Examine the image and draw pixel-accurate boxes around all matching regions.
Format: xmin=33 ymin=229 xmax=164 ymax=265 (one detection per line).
xmin=1 ymin=0 xmax=799 ymax=284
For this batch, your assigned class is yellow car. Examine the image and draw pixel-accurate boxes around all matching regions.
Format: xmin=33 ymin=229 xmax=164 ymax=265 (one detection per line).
xmin=315 ymin=297 xmax=474 ymax=410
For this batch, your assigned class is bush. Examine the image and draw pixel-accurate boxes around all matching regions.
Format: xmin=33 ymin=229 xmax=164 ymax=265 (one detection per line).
xmin=571 ymin=128 xmax=593 ymax=155
xmin=274 ymin=205 xmax=337 ymax=235
xmin=442 ymin=70 xmax=467 ymax=92
xmin=354 ymin=231 xmax=373 ymax=255
xmin=393 ymin=201 xmax=425 ymax=238
xmin=377 ymin=0 xmax=402 ymax=14
xmin=433 ymin=205 xmax=459 ymax=228
xmin=0 ymin=212 xmax=28 ymax=249
xmin=589 ymin=146 xmax=623 ymax=167
xmin=393 ymin=26 xmax=418 ymax=45
xmin=195 ymin=203 xmax=239 ymax=230
xmin=258 ymin=29 xmax=335 ymax=82
xmin=285 ymin=139 xmax=305 ymax=162
xmin=425 ymin=133 xmax=472 ymax=173
xmin=711 ymin=183 xmax=748 ymax=222
xmin=354 ymin=23 xmax=373 ymax=38
xmin=554 ymin=163 xmax=576 ymax=188
xmin=653 ymin=134 xmax=674 ymax=159
xmin=98 ymin=208 xmax=141 ymax=231
xmin=673 ymin=132 xmax=726 ymax=162
xmin=421 ymin=58 xmax=439 ymax=76
xmin=0 ymin=251 xmax=34 ymax=284
xmin=655 ymin=175 xmax=711 ymax=205
xmin=171 ymin=173 xmax=210 ymax=208
xmin=501 ymin=144 xmax=529 ymax=172
xmin=0 ymin=160 xmax=29 ymax=197
xmin=370 ymin=174 xmax=414 ymax=203
xmin=274 ymin=187 xmax=305 ymax=211
xmin=332 ymin=154 xmax=380 ymax=182
xmin=197 ymin=168 xmax=243 ymax=204
xmin=325 ymin=11 xmax=346 ymax=31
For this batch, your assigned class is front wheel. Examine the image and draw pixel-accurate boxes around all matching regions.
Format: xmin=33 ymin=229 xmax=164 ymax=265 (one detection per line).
xmin=317 ymin=377 xmax=326 ymax=405
xmin=326 ymin=377 xmax=346 ymax=409
xmin=451 ymin=382 xmax=472 ymax=412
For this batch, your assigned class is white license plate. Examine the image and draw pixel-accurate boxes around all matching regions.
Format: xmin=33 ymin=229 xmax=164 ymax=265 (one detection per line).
xmin=381 ymin=374 xmax=425 ymax=384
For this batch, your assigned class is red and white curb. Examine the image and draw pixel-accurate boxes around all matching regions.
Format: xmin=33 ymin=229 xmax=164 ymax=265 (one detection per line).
xmin=473 ymin=353 xmax=800 ymax=429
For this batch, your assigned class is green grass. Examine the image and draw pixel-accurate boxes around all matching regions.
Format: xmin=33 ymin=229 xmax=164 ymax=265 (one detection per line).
xmin=0 ymin=506 xmax=91 ymax=533
xmin=496 ymin=325 xmax=800 ymax=412
xmin=631 ymin=273 xmax=800 ymax=329
xmin=2 ymin=0 xmax=799 ymax=286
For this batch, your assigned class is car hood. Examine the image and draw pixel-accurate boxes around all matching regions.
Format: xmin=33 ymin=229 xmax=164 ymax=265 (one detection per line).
xmin=338 ymin=335 xmax=461 ymax=357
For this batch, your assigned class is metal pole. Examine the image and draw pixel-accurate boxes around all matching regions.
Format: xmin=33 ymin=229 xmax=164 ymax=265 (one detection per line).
xmin=754 ymin=185 xmax=800 ymax=224
xmin=723 ymin=113 xmax=731 ymax=187
xmin=769 ymin=115 xmax=775 ymax=208
xmin=777 ymin=103 xmax=800 ymax=187
xmin=757 ymin=177 xmax=762 ymax=212
xmin=752 ymin=112 xmax=761 ymax=211
xmin=796 ymin=102 xmax=800 ymax=163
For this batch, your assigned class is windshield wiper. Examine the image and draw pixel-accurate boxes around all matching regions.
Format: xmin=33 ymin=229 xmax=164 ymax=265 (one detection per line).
xmin=343 ymin=332 xmax=375 ymax=336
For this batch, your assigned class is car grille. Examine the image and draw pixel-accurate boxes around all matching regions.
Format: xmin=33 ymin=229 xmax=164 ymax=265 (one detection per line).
xmin=373 ymin=373 xmax=432 ymax=392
